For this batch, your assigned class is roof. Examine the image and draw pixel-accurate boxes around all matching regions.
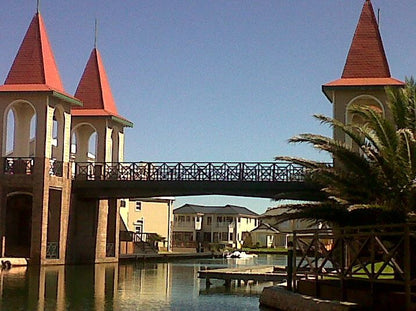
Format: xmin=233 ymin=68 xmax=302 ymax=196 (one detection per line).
xmin=251 ymin=222 xmax=281 ymax=234
xmin=173 ymin=204 xmax=258 ymax=217
xmin=73 ymin=48 xmax=133 ymax=127
xmin=3 ymin=13 xmax=64 ymax=92
xmin=323 ymin=0 xmax=404 ymax=91
xmin=0 ymin=13 xmax=81 ymax=105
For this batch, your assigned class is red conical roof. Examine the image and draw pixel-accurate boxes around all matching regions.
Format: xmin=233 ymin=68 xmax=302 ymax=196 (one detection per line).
xmin=3 ymin=13 xmax=64 ymax=92
xmin=73 ymin=48 xmax=132 ymax=126
xmin=74 ymin=48 xmax=118 ymax=114
xmin=342 ymin=0 xmax=389 ymax=79
xmin=324 ymin=0 xmax=404 ymax=88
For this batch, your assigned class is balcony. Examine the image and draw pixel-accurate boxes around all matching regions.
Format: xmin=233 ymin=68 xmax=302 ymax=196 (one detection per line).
xmin=3 ymin=157 xmax=34 ymax=175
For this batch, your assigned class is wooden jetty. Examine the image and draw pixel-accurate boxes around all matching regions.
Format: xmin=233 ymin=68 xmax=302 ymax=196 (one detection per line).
xmin=198 ymin=265 xmax=288 ymax=288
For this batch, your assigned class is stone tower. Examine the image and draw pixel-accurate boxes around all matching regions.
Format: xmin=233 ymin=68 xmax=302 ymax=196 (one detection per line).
xmin=67 ymin=46 xmax=132 ymax=264
xmin=322 ymin=0 xmax=404 ymax=145
xmin=0 ymin=12 xmax=82 ymax=264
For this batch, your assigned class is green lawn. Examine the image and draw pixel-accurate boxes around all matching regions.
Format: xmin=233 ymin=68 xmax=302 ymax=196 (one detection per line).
xmin=242 ymin=247 xmax=287 ymax=254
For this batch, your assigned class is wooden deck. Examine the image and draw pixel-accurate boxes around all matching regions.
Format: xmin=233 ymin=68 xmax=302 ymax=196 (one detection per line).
xmin=198 ymin=265 xmax=288 ymax=288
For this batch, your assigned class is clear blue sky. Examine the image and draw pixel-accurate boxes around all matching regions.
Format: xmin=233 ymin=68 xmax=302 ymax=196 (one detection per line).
xmin=1 ymin=1 xmax=415 ymax=214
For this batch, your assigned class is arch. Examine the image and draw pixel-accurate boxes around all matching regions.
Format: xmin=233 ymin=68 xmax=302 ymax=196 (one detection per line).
xmin=345 ymin=95 xmax=385 ymax=149
xmin=2 ymin=100 xmax=37 ymax=157
xmin=5 ymin=193 xmax=33 ymax=257
xmin=50 ymin=105 xmax=65 ymax=161
xmin=111 ymin=126 xmax=120 ymax=163
xmin=71 ymin=123 xmax=98 ymax=162
xmin=346 ymin=94 xmax=385 ymax=125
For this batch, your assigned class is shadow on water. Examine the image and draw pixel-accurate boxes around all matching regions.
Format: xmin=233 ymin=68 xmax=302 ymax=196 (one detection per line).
xmin=0 ymin=254 xmax=286 ymax=311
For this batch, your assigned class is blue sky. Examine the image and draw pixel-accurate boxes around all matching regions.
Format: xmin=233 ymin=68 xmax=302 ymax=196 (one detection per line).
xmin=1 ymin=0 xmax=416 ymax=214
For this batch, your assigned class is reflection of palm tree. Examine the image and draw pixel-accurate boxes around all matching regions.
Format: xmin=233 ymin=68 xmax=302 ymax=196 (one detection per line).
xmin=275 ymin=79 xmax=416 ymax=227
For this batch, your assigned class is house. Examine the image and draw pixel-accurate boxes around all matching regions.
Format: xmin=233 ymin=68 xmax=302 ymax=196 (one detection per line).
xmin=119 ymin=197 xmax=175 ymax=252
xmin=173 ymin=204 xmax=258 ymax=249
xmin=251 ymin=206 xmax=316 ymax=248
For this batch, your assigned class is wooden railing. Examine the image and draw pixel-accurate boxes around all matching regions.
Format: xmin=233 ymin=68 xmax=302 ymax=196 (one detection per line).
xmin=73 ymin=161 xmax=308 ymax=182
xmin=290 ymin=224 xmax=416 ymax=309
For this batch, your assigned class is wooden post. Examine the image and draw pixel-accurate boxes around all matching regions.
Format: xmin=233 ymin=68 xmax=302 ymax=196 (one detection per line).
xmin=404 ymin=224 xmax=411 ymax=311
xmin=287 ymin=241 xmax=293 ymax=291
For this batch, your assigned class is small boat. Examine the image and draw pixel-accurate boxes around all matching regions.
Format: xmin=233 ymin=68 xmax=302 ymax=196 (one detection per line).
xmin=226 ymin=251 xmax=258 ymax=259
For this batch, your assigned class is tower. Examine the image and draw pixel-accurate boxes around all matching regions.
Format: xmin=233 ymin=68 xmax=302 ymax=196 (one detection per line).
xmin=0 ymin=12 xmax=82 ymax=264
xmin=322 ymin=0 xmax=404 ymax=144
xmin=68 ymin=45 xmax=132 ymax=263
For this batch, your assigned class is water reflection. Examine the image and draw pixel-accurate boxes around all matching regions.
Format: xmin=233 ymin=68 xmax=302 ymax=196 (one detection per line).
xmin=0 ymin=254 xmax=286 ymax=311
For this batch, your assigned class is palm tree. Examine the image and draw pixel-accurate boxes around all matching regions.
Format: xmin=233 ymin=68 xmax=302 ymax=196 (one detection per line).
xmin=273 ymin=79 xmax=416 ymax=227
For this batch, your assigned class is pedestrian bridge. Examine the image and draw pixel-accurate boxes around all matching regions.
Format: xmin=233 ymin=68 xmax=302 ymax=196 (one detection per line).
xmin=71 ymin=161 xmax=322 ymax=199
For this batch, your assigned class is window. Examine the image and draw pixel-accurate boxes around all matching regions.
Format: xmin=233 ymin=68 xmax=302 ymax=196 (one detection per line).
xmin=229 ymin=232 xmax=233 ymax=241
xmin=186 ymin=216 xmax=191 ymax=222
xmin=237 ymin=217 xmax=241 ymax=223
xmin=217 ymin=216 xmax=222 ymax=223
xmin=135 ymin=201 xmax=142 ymax=211
xmin=207 ymin=217 xmax=212 ymax=225
xmin=120 ymin=200 xmax=126 ymax=208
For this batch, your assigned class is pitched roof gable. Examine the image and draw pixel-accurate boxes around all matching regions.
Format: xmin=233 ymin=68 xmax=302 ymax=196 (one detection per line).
xmin=4 ymin=13 xmax=64 ymax=92
xmin=173 ymin=204 xmax=258 ymax=216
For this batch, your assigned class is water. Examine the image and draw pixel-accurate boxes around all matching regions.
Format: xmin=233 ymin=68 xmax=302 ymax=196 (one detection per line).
xmin=0 ymin=254 xmax=286 ymax=311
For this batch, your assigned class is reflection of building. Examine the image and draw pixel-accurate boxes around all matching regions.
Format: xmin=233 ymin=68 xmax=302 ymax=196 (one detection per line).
xmin=119 ymin=197 xmax=174 ymax=251
xmin=173 ymin=204 xmax=258 ymax=249
xmin=118 ymin=263 xmax=173 ymax=307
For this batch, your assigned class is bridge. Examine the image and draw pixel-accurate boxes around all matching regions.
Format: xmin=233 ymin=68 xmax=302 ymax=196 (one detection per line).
xmin=71 ymin=161 xmax=321 ymax=199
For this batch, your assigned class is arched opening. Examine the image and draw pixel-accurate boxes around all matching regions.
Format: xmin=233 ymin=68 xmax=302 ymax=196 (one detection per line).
xmin=5 ymin=109 xmax=15 ymax=156
xmin=88 ymin=132 xmax=97 ymax=161
xmin=346 ymin=95 xmax=384 ymax=150
xmin=5 ymin=193 xmax=32 ymax=257
xmin=50 ymin=107 xmax=64 ymax=162
xmin=111 ymin=127 xmax=120 ymax=163
xmin=3 ymin=101 xmax=36 ymax=157
xmin=71 ymin=123 xmax=97 ymax=162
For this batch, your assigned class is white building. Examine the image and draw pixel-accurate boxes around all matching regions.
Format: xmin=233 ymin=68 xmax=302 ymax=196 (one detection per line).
xmin=173 ymin=204 xmax=258 ymax=249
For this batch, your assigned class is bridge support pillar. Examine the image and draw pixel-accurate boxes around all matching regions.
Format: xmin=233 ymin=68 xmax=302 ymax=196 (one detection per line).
xmin=67 ymin=197 xmax=119 ymax=264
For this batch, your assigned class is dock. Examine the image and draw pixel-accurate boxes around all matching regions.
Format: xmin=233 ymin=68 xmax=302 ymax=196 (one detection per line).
xmin=198 ymin=265 xmax=288 ymax=288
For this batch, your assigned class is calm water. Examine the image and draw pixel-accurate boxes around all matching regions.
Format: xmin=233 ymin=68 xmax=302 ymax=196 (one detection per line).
xmin=0 ymin=254 xmax=286 ymax=311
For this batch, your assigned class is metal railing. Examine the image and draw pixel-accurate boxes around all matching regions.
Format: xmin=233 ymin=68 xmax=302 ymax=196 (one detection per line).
xmin=119 ymin=231 xmax=162 ymax=253
xmin=49 ymin=159 xmax=63 ymax=177
xmin=4 ymin=157 xmax=34 ymax=175
xmin=3 ymin=157 xmax=63 ymax=177
xmin=46 ymin=242 xmax=59 ymax=259
xmin=73 ymin=161 xmax=308 ymax=182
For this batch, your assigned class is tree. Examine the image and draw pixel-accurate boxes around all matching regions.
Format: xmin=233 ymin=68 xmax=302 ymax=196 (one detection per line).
xmin=274 ymin=79 xmax=416 ymax=227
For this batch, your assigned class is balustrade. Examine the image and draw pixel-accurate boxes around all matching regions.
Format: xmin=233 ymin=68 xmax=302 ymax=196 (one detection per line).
xmin=73 ymin=161 xmax=308 ymax=182
xmin=3 ymin=157 xmax=34 ymax=175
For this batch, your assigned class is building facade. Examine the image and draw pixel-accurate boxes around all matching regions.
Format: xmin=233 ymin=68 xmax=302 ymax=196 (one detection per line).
xmin=173 ymin=204 xmax=258 ymax=249
xmin=119 ymin=197 xmax=174 ymax=251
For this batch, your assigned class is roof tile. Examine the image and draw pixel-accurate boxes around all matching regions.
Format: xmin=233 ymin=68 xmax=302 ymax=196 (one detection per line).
xmin=4 ymin=13 xmax=64 ymax=93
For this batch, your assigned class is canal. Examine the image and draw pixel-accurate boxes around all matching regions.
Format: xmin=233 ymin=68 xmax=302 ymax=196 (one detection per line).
xmin=0 ymin=254 xmax=286 ymax=310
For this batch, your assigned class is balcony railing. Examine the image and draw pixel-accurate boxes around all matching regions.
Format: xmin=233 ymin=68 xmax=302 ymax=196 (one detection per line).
xmin=4 ymin=157 xmax=34 ymax=175
xmin=73 ymin=161 xmax=308 ymax=182
xmin=49 ymin=159 xmax=63 ymax=177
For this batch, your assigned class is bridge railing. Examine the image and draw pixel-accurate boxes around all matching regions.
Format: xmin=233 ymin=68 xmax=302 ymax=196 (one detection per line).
xmin=73 ymin=161 xmax=308 ymax=182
